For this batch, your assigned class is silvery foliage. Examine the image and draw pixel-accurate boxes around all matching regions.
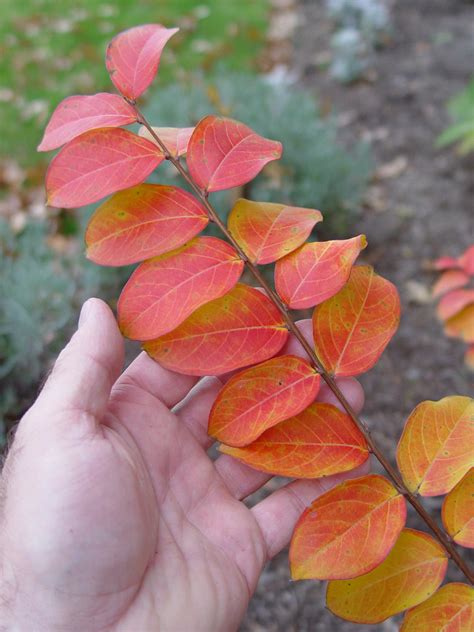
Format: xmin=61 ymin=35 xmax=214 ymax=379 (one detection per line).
xmin=326 ymin=0 xmax=390 ymax=82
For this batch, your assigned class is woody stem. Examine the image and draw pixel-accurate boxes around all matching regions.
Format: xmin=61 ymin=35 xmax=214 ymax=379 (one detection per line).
xmin=131 ymin=102 xmax=473 ymax=584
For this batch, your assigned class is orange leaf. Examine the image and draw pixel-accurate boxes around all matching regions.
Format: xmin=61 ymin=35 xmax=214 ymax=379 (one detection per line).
xmin=437 ymin=289 xmax=474 ymax=321
xmin=401 ymin=583 xmax=474 ymax=632
xmin=466 ymin=345 xmax=474 ymax=371
xmin=432 ymin=270 xmax=469 ymax=299
xmin=444 ymin=305 xmax=474 ymax=343
xmin=220 ymin=402 xmax=368 ymax=477
xmin=312 ymin=265 xmax=400 ymax=376
xmin=85 ymin=185 xmax=208 ymax=266
xmin=290 ymin=474 xmax=406 ymax=580
xmin=442 ymin=468 xmax=474 ymax=548
xmin=105 ymin=24 xmax=178 ymax=99
xmin=209 ymin=355 xmax=320 ymax=447
xmin=396 ymin=396 xmax=474 ymax=497
xmin=227 ymin=198 xmax=322 ymax=264
xmin=459 ymin=245 xmax=474 ymax=275
xmin=46 ymin=128 xmax=164 ymax=208
xmin=187 ymin=116 xmax=282 ymax=192
xmin=38 ymin=93 xmax=137 ymax=152
xmin=275 ymin=235 xmax=367 ymax=309
xmin=138 ymin=126 xmax=194 ymax=158
xmin=118 ymin=237 xmax=243 ymax=340
xmin=143 ymin=284 xmax=288 ymax=375
xmin=326 ymin=529 xmax=448 ymax=624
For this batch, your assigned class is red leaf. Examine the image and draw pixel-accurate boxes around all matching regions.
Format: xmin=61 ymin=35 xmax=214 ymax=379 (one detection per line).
xmin=312 ymin=265 xmax=400 ymax=376
xmin=187 ymin=116 xmax=282 ymax=192
xmin=85 ymin=185 xmax=208 ymax=266
xmin=38 ymin=93 xmax=137 ymax=152
xmin=459 ymin=245 xmax=474 ymax=275
xmin=46 ymin=128 xmax=164 ymax=208
xmin=143 ymin=284 xmax=288 ymax=375
xmin=118 ymin=237 xmax=243 ymax=340
xmin=437 ymin=289 xmax=474 ymax=321
xmin=275 ymin=235 xmax=367 ymax=309
xmin=105 ymin=24 xmax=178 ymax=100
xmin=290 ymin=474 xmax=406 ymax=580
xmin=227 ymin=198 xmax=322 ymax=264
xmin=432 ymin=269 xmax=470 ymax=299
xmin=434 ymin=256 xmax=460 ymax=271
xmin=396 ymin=396 xmax=474 ymax=497
xmin=209 ymin=355 xmax=320 ymax=447
xmin=220 ymin=402 xmax=368 ymax=477
xmin=138 ymin=126 xmax=194 ymax=157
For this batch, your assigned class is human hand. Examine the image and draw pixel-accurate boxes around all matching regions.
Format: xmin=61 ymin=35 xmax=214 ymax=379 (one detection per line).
xmin=0 ymin=299 xmax=367 ymax=632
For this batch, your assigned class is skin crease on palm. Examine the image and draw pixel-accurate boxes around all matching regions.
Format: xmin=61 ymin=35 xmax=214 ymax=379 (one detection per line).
xmin=0 ymin=298 xmax=368 ymax=632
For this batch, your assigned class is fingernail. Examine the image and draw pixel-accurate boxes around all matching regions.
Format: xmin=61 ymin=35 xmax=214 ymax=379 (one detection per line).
xmin=79 ymin=299 xmax=94 ymax=328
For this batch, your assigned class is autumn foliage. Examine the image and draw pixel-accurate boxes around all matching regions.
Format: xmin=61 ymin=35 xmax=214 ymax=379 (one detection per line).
xmin=40 ymin=24 xmax=473 ymax=628
xmin=432 ymin=245 xmax=474 ymax=371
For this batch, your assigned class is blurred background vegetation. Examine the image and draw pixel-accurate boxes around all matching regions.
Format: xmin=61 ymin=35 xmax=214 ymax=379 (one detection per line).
xmin=0 ymin=0 xmax=376 ymax=438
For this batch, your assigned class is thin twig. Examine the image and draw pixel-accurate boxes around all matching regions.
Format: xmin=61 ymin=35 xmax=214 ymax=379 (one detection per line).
xmin=131 ymin=102 xmax=473 ymax=584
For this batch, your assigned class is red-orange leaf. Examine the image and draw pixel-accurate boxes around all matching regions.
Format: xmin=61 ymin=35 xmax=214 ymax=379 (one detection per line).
xmin=187 ymin=116 xmax=282 ymax=192
xmin=442 ymin=468 xmax=474 ymax=548
xmin=437 ymin=289 xmax=474 ymax=321
xmin=401 ymin=583 xmax=474 ymax=632
xmin=105 ymin=24 xmax=178 ymax=99
xmin=326 ymin=529 xmax=448 ymax=624
xmin=209 ymin=355 xmax=320 ymax=447
xmin=396 ymin=396 xmax=474 ymax=497
xmin=444 ymin=305 xmax=474 ymax=343
xmin=466 ymin=345 xmax=474 ymax=370
xmin=312 ymin=265 xmax=400 ymax=376
xmin=290 ymin=474 xmax=406 ymax=580
xmin=459 ymin=245 xmax=474 ymax=275
xmin=432 ymin=269 xmax=470 ymax=299
xmin=220 ymin=402 xmax=368 ymax=478
xmin=276 ymin=235 xmax=367 ymax=309
xmin=38 ymin=93 xmax=137 ymax=152
xmin=118 ymin=237 xmax=243 ymax=340
xmin=434 ymin=256 xmax=460 ymax=271
xmin=85 ymin=185 xmax=208 ymax=266
xmin=143 ymin=284 xmax=288 ymax=375
xmin=46 ymin=128 xmax=164 ymax=208
xmin=227 ymin=198 xmax=322 ymax=264
xmin=138 ymin=126 xmax=194 ymax=157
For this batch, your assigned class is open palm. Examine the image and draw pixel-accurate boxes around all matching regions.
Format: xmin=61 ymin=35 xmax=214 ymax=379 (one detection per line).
xmin=0 ymin=300 xmax=366 ymax=632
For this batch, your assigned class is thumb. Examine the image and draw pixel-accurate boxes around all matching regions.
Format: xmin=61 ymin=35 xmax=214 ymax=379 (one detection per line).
xmin=24 ymin=298 xmax=124 ymax=428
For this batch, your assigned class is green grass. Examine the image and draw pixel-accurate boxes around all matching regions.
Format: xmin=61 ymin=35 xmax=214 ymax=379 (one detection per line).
xmin=0 ymin=0 xmax=268 ymax=165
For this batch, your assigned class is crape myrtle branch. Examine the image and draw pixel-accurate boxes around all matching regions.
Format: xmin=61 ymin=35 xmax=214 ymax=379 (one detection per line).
xmin=128 ymin=99 xmax=473 ymax=584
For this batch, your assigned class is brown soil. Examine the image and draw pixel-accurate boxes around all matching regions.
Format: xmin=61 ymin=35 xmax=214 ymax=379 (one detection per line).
xmin=242 ymin=1 xmax=473 ymax=630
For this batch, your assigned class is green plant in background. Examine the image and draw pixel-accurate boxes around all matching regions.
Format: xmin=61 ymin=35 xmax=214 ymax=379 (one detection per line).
xmin=0 ymin=219 xmax=126 ymax=439
xmin=0 ymin=0 xmax=268 ymax=165
xmin=437 ymin=77 xmax=474 ymax=155
xmin=326 ymin=0 xmax=390 ymax=82
xmin=142 ymin=72 xmax=372 ymax=231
